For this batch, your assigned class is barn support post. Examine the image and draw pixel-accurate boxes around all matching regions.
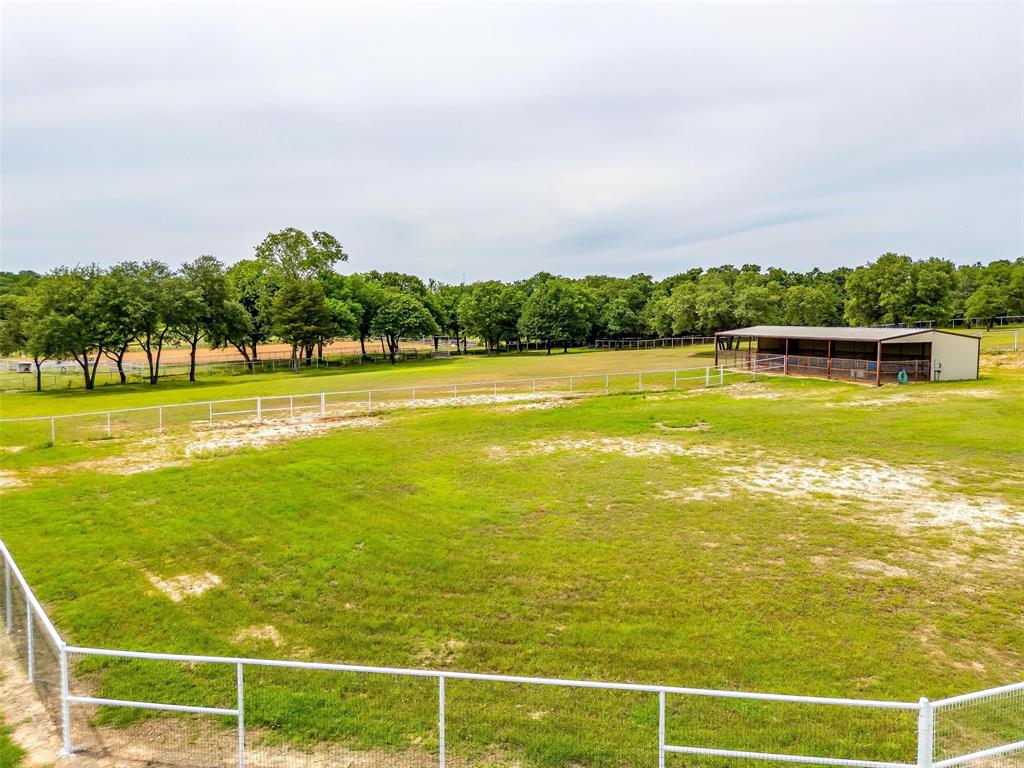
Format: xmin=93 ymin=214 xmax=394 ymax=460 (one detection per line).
xmin=784 ymin=338 xmax=790 ymax=375
xmin=826 ymin=340 xmax=832 ymax=380
xmin=714 ymin=335 xmax=719 ymax=367
xmin=876 ymin=342 xmax=883 ymax=387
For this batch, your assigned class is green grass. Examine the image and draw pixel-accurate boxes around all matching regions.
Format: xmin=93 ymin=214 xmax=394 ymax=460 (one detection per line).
xmin=0 ymin=705 xmax=24 ymax=768
xmin=0 ymin=351 xmax=1021 ymax=765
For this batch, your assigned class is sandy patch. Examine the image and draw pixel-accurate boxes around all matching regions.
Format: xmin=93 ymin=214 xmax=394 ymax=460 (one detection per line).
xmin=734 ymin=458 xmax=1020 ymax=531
xmin=233 ymin=624 xmax=284 ymax=647
xmin=693 ymin=382 xmax=785 ymax=400
xmin=184 ymin=416 xmax=381 ymax=457
xmin=655 ymin=420 xmax=711 ymax=432
xmin=415 ymin=638 xmax=465 ymax=666
xmin=829 ymin=388 xmax=1000 ymax=408
xmin=848 ymin=558 xmax=910 ymax=578
xmin=491 ymin=436 xmax=724 ymax=461
xmin=0 ymin=445 xmax=25 ymax=454
xmin=145 ymin=570 xmax=222 ymax=602
xmin=0 ymin=468 xmax=26 ymax=491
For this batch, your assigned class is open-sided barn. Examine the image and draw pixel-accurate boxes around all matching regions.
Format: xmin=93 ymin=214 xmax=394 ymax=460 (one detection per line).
xmin=715 ymin=326 xmax=980 ymax=385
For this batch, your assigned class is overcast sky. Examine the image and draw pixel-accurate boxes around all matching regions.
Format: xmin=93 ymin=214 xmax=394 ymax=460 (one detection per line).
xmin=1 ymin=2 xmax=1021 ymax=281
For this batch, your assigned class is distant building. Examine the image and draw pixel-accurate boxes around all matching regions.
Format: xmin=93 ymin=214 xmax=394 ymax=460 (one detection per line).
xmin=714 ymin=326 xmax=980 ymax=385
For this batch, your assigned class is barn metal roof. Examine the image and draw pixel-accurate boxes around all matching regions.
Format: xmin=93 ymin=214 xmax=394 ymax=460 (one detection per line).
xmin=715 ymin=326 xmax=930 ymax=342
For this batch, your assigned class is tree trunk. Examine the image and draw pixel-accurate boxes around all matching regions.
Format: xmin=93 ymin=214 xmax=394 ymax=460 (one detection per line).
xmin=434 ymin=335 xmax=439 ymax=351
xmin=251 ymin=341 xmax=259 ymax=361
xmin=318 ymin=340 xmax=324 ymax=361
xmin=290 ymin=343 xmax=299 ymax=371
xmin=359 ymin=332 xmax=367 ymax=356
xmin=380 ymin=336 xmax=387 ymax=356
xmin=189 ymin=337 xmax=199 ymax=382
xmin=34 ymin=359 xmax=42 ymax=392
xmin=563 ymin=342 xmax=568 ymax=353
xmin=546 ymin=341 xmax=552 ymax=355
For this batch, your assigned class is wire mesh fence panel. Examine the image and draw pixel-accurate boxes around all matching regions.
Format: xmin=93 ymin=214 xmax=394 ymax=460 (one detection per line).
xmin=30 ymin=608 xmax=63 ymax=726
xmin=662 ymin=695 xmax=918 ymax=767
xmin=6 ymin=572 xmax=29 ymax=662
xmin=67 ymin=653 xmax=239 ymax=766
xmin=209 ymin=399 xmax=259 ymax=424
xmin=445 ymin=679 xmax=656 ymax=768
xmin=243 ymin=667 xmax=437 ymax=768
xmin=70 ymin=708 xmax=239 ymax=767
xmin=934 ymin=688 xmax=1024 ymax=764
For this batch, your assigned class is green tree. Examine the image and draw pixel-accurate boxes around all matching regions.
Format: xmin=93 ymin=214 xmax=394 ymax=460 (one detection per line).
xmin=695 ymin=273 xmax=736 ymax=334
xmin=254 ymin=228 xmax=348 ymax=280
xmin=783 ymin=285 xmax=836 ymax=326
xmin=370 ymin=289 xmax=439 ymax=363
xmin=518 ymin=279 xmax=593 ymax=354
xmin=965 ymin=283 xmax=1009 ymax=331
xmin=35 ymin=266 xmax=108 ymax=390
xmin=122 ymin=261 xmax=181 ymax=384
xmin=459 ymin=281 xmax=522 ymax=352
xmin=271 ymin=280 xmax=335 ymax=369
xmin=0 ymin=288 xmax=50 ymax=391
xmin=175 ymin=256 xmax=236 ymax=382
xmin=226 ymin=259 xmax=272 ymax=360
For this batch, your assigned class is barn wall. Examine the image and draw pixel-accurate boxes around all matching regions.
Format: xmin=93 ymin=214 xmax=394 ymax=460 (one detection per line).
xmin=929 ymin=332 xmax=980 ymax=381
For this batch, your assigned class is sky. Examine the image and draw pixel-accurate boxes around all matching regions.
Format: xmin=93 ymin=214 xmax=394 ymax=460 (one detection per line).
xmin=1 ymin=2 xmax=1021 ymax=281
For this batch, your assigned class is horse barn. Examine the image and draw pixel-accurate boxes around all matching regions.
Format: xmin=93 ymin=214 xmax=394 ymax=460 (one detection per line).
xmin=715 ymin=325 xmax=980 ymax=385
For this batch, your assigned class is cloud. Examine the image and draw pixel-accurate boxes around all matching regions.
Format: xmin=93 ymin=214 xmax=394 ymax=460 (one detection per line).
xmin=1 ymin=2 xmax=1021 ymax=279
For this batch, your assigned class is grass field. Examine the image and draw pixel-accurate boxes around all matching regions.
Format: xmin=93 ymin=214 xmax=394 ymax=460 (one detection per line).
xmin=0 ymin=348 xmax=1021 ymax=766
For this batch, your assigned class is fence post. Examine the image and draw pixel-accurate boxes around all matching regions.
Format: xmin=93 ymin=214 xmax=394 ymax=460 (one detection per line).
xmin=658 ymin=691 xmax=665 ymax=768
xmin=106 ymin=412 xmax=112 ymax=438
xmin=638 ymin=372 xmax=642 ymax=390
xmin=289 ymin=396 xmax=294 ymax=418
xmin=705 ymin=367 xmax=710 ymax=387
xmin=237 ymin=662 xmax=245 ymax=768
xmin=26 ymin=602 xmax=34 ymax=683
xmin=453 ymin=384 xmax=458 ymax=400
xmin=673 ymin=370 xmax=677 ymax=389
xmin=60 ymin=644 xmax=72 ymax=755
xmin=605 ymin=373 xmax=609 ymax=393
xmin=917 ymin=697 xmax=933 ymax=768
xmin=569 ymin=376 xmax=573 ymax=394
xmin=320 ymin=392 xmax=326 ymax=416
xmin=719 ymin=365 xmax=724 ymax=386
xmin=368 ymin=390 xmax=373 ymax=409
xmin=256 ymin=398 xmax=262 ymax=423
xmin=209 ymin=403 xmax=213 ymax=425
xmin=752 ymin=355 xmax=757 ymax=382
xmin=159 ymin=407 xmax=164 ymax=433
xmin=50 ymin=417 xmax=56 ymax=444
xmin=493 ymin=381 xmax=497 ymax=396
xmin=438 ymin=676 xmax=446 ymax=768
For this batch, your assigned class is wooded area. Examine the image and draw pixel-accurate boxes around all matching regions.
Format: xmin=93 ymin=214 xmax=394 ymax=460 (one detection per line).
xmin=1 ymin=227 xmax=1021 ymax=390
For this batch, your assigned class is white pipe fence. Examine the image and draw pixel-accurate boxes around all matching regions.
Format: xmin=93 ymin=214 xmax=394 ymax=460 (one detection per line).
xmin=0 ymin=539 xmax=1020 ymax=767
xmin=0 ymin=359 xmax=784 ymax=444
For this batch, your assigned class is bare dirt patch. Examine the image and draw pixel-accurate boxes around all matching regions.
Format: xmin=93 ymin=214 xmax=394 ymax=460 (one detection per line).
xmin=0 ymin=468 xmax=27 ymax=491
xmin=144 ymin=570 xmax=222 ymax=602
xmin=828 ymin=388 xmax=1000 ymax=409
xmin=415 ymin=638 xmax=466 ymax=666
xmin=848 ymin=558 xmax=910 ymax=578
xmin=184 ymin=415 xmax=382 ymax=457
xmin=655 ymin=420 xmax=711 ymax=432
xmin=490 ymin=436 xmax=724 ymax=461
xmin=232 ymin=624 xmax=284 ymax=647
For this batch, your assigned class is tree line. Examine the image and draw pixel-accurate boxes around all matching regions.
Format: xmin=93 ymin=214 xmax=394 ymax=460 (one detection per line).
xmin=0 ymin=228 xmax=1021 ymax=391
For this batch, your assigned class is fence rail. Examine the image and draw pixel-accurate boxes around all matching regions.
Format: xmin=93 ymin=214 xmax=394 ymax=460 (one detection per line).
xmin=0 ymin=359 xmax=784 ymax=444
xmin=592 ymin=336 xmax=715 ymax=349
xmin=1 ymin=540 xmax=1020 ymax=768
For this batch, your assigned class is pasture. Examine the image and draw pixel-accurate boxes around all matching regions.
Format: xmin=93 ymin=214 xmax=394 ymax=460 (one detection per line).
xmin=0 ymin=348 xmax=1021 ymax=767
